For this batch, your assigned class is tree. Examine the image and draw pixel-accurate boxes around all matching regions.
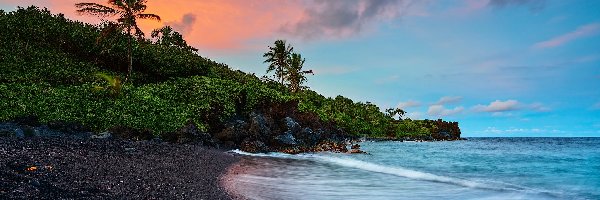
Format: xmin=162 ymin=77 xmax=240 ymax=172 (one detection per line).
xmin=287 ymin=53 xmax=313 ymax=93
xmin=385 ymin=108 xmax=406 ymax=119
xmin=263 ymin=40 xmax=293 ymax=85
xmin=151 ymin=26 xmax=198 ymax=52
xmin=75 ymin=0 xmax=161 ymax=82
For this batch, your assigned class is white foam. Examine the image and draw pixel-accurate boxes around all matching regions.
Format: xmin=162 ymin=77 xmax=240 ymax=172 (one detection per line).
xmin=313 ymin=155 xmax=488 ymax=188
xmin=229 ymin=149 xmax=297 ymax=159
xmin=229 ymin=150 xmax=557 ymax=197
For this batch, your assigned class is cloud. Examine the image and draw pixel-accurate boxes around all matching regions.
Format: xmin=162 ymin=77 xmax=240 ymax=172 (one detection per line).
xmin=534 ymin=23 xmax=600 ymax=49
xmin=165 ymin=13 xmax=197 ymax=35
xmin=405 ymin=111 xmax=423 ymax=119
xmin=427 ymin=105 xmax=464 ymax=117
xmin=473 ymin=100 xmax=520 ymax=112
xmin=433 ymin=96 xmax=463 ymax=105
xmin=529 ymin=102 xmax=551 ymax=112
xmin=397 ymin=100 xmax=421 ymax=109
xmin=375 ymin=75 xmax=401 ymax=84
xmin=488 ymin=0 xmax=545 ymax=11
xmin=280 ymin=0 xmax=407 ymax=39
xmin=482 ymin=127 xmax=566 ymax=134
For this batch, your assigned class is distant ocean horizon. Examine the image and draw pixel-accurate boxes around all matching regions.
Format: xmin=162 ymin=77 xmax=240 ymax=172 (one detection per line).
xmin=229 ymin=137 xmax=600 ymax=200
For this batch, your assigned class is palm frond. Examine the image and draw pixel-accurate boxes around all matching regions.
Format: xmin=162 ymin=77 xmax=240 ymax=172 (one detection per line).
xmin=136 ymin=13 xmax=160 ymax=21
xmin=133 ymin=25 xmax=145 ymax=39
xmin=75 ymin=3 xmax=117 ymax=16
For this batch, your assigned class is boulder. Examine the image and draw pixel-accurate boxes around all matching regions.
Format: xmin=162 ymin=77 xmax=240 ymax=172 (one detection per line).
xmin=274 ymin=132 xmax=297 ymax=146
xmin=108 ymin=126 xmax=154 ymax=141
xmin=47 ymin=121 xmax=90 ymax=135
xmin=240 ymin=140 xmax=269 ymax=153
xmin=215 ymin=120 xmax=248 ymax=143
xmin=284 ymin=117 xmax=300 ymax=132
xmin=91 ymin=132 xmax=112 ymax=139
xmin=349 ymin=149 xmax=365 ymax=154
xmin=248 ymin=112 xmax=271 ymax=138
xmin=294 ymin=127 xmax=321 ymax=146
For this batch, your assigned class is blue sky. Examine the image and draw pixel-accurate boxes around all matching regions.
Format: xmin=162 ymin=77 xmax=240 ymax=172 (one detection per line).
xmin=2 ymin=0 xmax=599 ymax=136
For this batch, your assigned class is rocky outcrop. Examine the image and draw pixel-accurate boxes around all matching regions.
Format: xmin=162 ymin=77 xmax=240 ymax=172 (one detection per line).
xmin=214 ymin=100 xmax=352 ymax=153
xmin=427 ymin=119 xmax=461 ymax=141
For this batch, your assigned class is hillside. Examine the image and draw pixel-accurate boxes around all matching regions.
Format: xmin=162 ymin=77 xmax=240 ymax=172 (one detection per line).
xmin=0 ymin=7 xmax=461 ymax=152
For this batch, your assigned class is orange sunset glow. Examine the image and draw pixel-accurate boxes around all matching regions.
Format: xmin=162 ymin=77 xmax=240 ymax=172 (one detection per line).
xmin=6 ymin=0 xmax=305 ymax=50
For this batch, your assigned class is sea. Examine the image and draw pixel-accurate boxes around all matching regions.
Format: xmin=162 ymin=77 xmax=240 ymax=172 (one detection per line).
xmin=228 ymin=137 xmax=600 ymax=200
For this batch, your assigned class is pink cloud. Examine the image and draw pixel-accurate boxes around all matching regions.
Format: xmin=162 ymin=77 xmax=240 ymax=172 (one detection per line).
xmin=427 ymin=105 xmax=464 ymax=117
xmin=473 ymin=100 xmax=520 ymax=112
xmin=433 ymin=96 xmax=463 ymax=105
xmin=534 ymin=23 xmax=600 ymax=49
xmin=449 ymin=0 xmax=489 ymax=16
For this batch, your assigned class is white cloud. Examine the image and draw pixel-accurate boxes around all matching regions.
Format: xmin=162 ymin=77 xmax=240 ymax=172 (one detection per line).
xmin=529 ymin=102 xmax=551 ymax=112
xmin=473 ymin=100 xmax=520 ymax=112
xmin=404 ymin=111 xmax=423 ymax=120
xmin=433 ymin=96 xmax=463 ymax=105
xmin=396 ymin=100 xmax=421 ymax=109
xmin=482 ymin=127 xmax=566 ymax=134
xmin=534 ymin=23 xmax=600 ymax=49
xmin=427 ymin=105 xmax=464 ymax=117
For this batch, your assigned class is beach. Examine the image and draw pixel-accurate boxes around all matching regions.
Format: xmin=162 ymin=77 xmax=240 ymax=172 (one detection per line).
xmin=0 ymin=137 xmax=238 ymax=199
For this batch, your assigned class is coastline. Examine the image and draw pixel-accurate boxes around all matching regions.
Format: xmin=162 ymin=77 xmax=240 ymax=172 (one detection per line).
xmin=0 ymin=137 xmax=239 ymax=199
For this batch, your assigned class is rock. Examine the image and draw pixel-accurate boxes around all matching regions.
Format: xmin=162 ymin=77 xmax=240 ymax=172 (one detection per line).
xmin=298 ymin=127 xmax=319 ymax=146
xmin=161 ymin=120 xmax=214 ymax=145
xmin=240 ymin=140 xmax=268 ymax=153
xmin=14 ymin=128 xmax=24 ymax=138
xmin=0 ymin=123 xmax=20 ymax=137
xmin=109 ymin=126 xmax=154 ymax=141
xmin=349 ymin=149 xmax=365 ymax=154
xmin=248 ymin=112 xmax=270 ymax=137
xmin=274 ymin=132 xmax=297 ymax=146
xmin=351 ymin=144 xmax=360 ymax=149
xmin=91 ymin=132 xmax=112 ymax=139
xmin=284 ymin=117 xmax=300 ymax=131
xmin=215 ymin=120 xmax=248 ymax=144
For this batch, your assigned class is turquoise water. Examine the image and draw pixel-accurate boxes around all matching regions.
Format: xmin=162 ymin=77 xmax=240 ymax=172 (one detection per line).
xmin=229 ymin=138 xmax=600 ymax=200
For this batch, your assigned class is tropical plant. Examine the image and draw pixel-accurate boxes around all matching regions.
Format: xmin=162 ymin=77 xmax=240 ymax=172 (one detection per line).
xmin=93 ymin=72 xmax=122 ymax=97
xmin=151 ymin=26 xmax=198 ymax=52
xmin=75 ymin=0 xmax=161 ymax=82
xmin=287 ymin=53 xmax=313 ymax=93
xmin=263 ymin=40 xmax=293 ymax=85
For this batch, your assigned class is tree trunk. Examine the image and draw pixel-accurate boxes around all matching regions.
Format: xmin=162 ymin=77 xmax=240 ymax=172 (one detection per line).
xmin=125 ymin=27 xmax=132 ymax=83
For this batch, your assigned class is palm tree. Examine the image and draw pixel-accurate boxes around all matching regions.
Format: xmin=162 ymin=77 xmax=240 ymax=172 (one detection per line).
xmin=287 ymin=53 xmax=312 ymax=93
xmin=263 ymin=40 xmax=293 ymax=85
xmin=151 ymin=26 xmax=198 ymax=52
xmin=75 ymin=0 xmax=161 ymax=82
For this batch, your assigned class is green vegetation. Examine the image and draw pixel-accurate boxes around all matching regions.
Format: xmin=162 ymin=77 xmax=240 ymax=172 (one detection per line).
xmin=0 ymin=6 xmax=458 ymax=139
xmin=76 ymin=0 xmax=161 ymax=82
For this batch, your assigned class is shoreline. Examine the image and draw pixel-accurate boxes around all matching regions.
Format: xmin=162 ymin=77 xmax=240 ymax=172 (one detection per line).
xmin=0 ymin=137 xmax=239 ymax=199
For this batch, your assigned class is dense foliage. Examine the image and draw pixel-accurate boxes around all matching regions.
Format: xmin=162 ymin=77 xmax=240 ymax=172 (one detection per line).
xmin=0 ymin=7 xmax=458 ymax=139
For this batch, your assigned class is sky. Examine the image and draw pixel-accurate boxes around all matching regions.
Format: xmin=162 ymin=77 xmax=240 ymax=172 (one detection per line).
xmin=1 ymin=0 xmax=599 ymax=137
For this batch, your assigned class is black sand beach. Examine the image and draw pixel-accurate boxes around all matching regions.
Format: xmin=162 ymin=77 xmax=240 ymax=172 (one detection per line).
xmin=0 ymin=137 xmax=239 ymax=199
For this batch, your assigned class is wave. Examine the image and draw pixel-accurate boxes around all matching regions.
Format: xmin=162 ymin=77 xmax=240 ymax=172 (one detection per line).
xmin=230 ymin=150 xmax=560 ymax=198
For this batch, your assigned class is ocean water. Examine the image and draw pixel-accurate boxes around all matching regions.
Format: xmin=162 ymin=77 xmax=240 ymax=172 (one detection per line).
xmin=228 ymin=138 xmax=600 ymax=200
